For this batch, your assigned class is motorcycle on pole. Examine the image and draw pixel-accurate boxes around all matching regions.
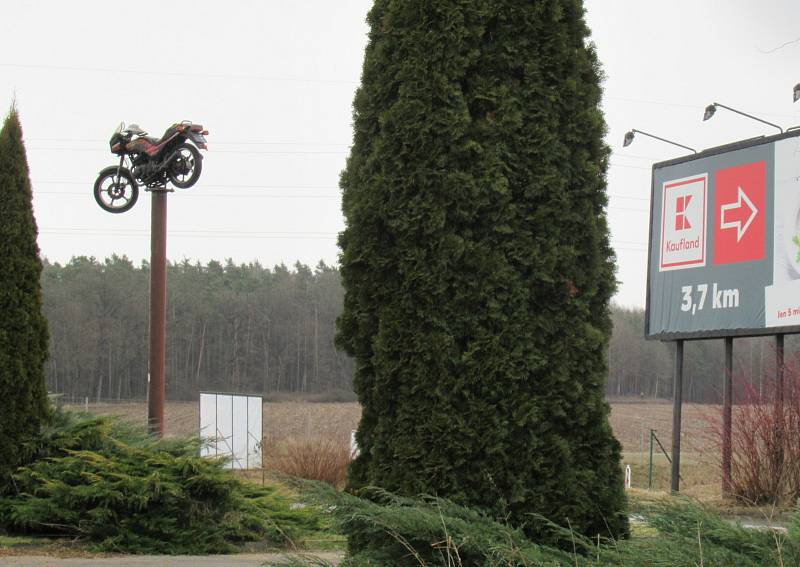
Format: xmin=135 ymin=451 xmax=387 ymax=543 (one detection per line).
xmin=93 ymin=121 xmax=208 ymax=213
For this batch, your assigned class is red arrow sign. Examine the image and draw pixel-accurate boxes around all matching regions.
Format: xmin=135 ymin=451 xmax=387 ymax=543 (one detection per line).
xmin=713 ymin=162 xmax=765 ymax=265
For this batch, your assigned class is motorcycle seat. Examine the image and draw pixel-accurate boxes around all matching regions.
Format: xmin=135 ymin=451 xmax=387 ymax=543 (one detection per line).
xmin=141 ymin=126 xmax=181 ymax=147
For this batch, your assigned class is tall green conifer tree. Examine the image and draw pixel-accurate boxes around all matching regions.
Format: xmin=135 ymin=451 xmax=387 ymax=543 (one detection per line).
xmin=337 ymin=0 xmax=628 ymax=539
xmin=0 ymin=106 xmax=50 ymax=484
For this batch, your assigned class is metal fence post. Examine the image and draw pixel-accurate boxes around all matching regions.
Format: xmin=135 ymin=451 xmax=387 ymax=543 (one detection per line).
xmin=648 ymin=429 xmax=655 ymax=490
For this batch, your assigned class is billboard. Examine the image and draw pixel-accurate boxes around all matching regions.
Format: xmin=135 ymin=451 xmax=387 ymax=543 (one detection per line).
xmin=646 ymin=131 xmax=800 ymax=339
xmin=199 ymin=392 xmax=262 ymax=469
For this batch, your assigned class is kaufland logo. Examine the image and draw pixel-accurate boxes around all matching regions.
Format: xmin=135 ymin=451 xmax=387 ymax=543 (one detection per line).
xmin=675 ymin=195 xmax=693 ymax=230
xmin=660 ymin=174 xmax=707 ymax=271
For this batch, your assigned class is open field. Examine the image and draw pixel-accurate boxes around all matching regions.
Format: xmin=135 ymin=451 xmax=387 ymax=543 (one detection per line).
xmin=608 ymin=400 xmax=719 ymax=496
xmin=65 ymin=398 xmax=722 ymax=496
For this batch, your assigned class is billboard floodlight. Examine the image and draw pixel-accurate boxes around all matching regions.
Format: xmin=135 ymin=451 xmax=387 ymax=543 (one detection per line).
xmin=702 ymin=102 xmax=783 ymax=133
xmin=793 ymin=83 xmax=800 ymax=103
xmin=623 ymin=130 xmax=635 ymax=147
xmin=622 ymin=129 xmax=696 ymax=153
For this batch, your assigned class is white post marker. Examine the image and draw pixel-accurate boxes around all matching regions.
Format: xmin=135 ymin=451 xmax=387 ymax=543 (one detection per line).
xmin=625 ymin=464 xmax=632 ymax=489
xmin=350 ymin=429 xmax=359 ymax=459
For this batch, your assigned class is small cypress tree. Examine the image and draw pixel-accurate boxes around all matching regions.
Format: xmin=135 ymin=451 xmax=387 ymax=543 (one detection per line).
xmin=0 ymin=105 xmax=50 ymax=485
xmin=338 ymin=0 xmax=628 ymax=541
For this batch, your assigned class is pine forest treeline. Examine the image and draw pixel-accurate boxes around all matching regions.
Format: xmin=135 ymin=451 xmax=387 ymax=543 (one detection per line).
xmin=41 ymin=256 xmax=798 ymax=403
xmin=43 ymin=256 xmax=352 ymax=402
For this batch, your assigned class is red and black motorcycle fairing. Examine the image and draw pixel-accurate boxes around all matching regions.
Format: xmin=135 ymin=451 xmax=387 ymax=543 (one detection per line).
xmin=94 ymin=121 xmax=208 ymax=214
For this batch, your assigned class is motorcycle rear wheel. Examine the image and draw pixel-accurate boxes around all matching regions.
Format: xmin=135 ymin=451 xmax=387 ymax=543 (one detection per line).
xmin=93 ymin=167 xmax=139 ymax=213
xmin=167 ymin=143 xmax=202 ymax=189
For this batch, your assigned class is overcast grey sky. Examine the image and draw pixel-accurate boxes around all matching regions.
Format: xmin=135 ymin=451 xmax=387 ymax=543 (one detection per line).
xmin=3 ymin=0 xmax=800 ymax=307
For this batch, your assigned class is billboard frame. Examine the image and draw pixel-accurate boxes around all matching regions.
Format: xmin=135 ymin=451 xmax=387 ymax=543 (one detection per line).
xmin=641 ymin=129 xmax=799 ymax=494
xmin=645 ymin=129 xmax=800 ymax=341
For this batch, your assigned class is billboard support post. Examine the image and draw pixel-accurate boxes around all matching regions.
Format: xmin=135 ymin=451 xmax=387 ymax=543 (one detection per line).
xmin=776 ymin=334 xmax=785 ymax=469
xmin=777 ymin=334 xmax=785 ymax=406
xmin=722 ymin=337 xmax=733 ymax=496
xmin=671 ymin=339 xmax=684 ymax=492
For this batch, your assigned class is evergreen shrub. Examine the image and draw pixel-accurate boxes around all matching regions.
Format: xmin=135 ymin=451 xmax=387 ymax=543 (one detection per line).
xmin=0 ymin=411 xmax=322 ymax=554
xmin=0 ymin=106 xmax=50 ymax=484
xmin=338 ymin=0 xmax=626 ymax=542
xmin=295 ymin=482 xmax=800 ymax=567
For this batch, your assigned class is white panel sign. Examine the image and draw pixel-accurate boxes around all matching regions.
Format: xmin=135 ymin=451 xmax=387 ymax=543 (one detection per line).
xmin=199 ymin=392 xmax=263 ymax=469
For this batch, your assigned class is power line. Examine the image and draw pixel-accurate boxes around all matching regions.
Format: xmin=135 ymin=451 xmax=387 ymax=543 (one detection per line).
xmin=7 ymin=61 xmax=798 ymax=120
xmin=42 ymin=227 xmax=337 ymax=235
xmin=0 ymin=62 xmax=358 ymax=86
xmin=31 ymin=183 xmax=650 ymax=211
xmin=39 ymin=228 xmax=340 ymax=240
xmin=39 ymin=232 xmax=338 ymax=240
xmin=33 ymin=181 xmax=340 ymax=189
xmin=609 ymin=162 xmax=652 ymax=171
xmin=34 ymin=191 xmax=339 ymax=199
xmin=612 ymin=152 xmax=668 ymax=161
xmin=608 ymin=193 xmax=649 ymax=201
xmin=33 ymin=190 xmax=649 ymax=212
xmin=604 ymin=95 xmax=800 ymax=120
xmin=26 ymin=137 xmax=351 ymax=146
xmin=21 ymin=147 xmax=660 ymax=164
xmin=40 ymin=225 xmax=647 ymax=245
xmin=605 ymin=95 xmax=702 ymax=110
xmin=38 ymin=229 xmax=649 ymax=251
xmin=26 ymin=147 xmax=348 ymax=155
xmin=607 ymin=205 xmax=648 ymax=213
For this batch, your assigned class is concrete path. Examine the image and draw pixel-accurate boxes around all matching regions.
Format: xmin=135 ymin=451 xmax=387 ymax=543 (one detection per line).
xmin=0 ymin=552 xmax=343 ymax=566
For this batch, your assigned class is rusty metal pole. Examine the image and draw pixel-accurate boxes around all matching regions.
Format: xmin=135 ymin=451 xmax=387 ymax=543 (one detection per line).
xmin=671 ymin=339 xmax=684 ymax=492
xmin=776 ymin=334 xmax=785 ymax=408
xmin=776 ymin=333 xmax=785 ymax=470
xmin=722 ymin=336 xmax=733 ymax=496
xmin=147 ymin=189 xmax=168 ymax=436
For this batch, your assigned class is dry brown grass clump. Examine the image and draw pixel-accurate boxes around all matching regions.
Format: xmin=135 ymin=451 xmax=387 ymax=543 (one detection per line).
xmin=263 ymin=436 xmax=351 ymax=488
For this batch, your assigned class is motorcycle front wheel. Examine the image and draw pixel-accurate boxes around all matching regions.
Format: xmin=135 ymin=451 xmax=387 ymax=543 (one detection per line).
xmin=167 ymin=143 xmax=202 ymax=189
xmin=93 ymin=166 xmax=139 ymax=213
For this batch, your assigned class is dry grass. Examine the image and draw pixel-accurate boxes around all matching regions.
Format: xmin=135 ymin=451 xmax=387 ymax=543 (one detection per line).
xmin=263 ymin=436 xmax=351 ymax=487
xmin=608 ymin=400 xmax=714 ymax=453
xmin=609 ymin=400 xmax=722 ymax=498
